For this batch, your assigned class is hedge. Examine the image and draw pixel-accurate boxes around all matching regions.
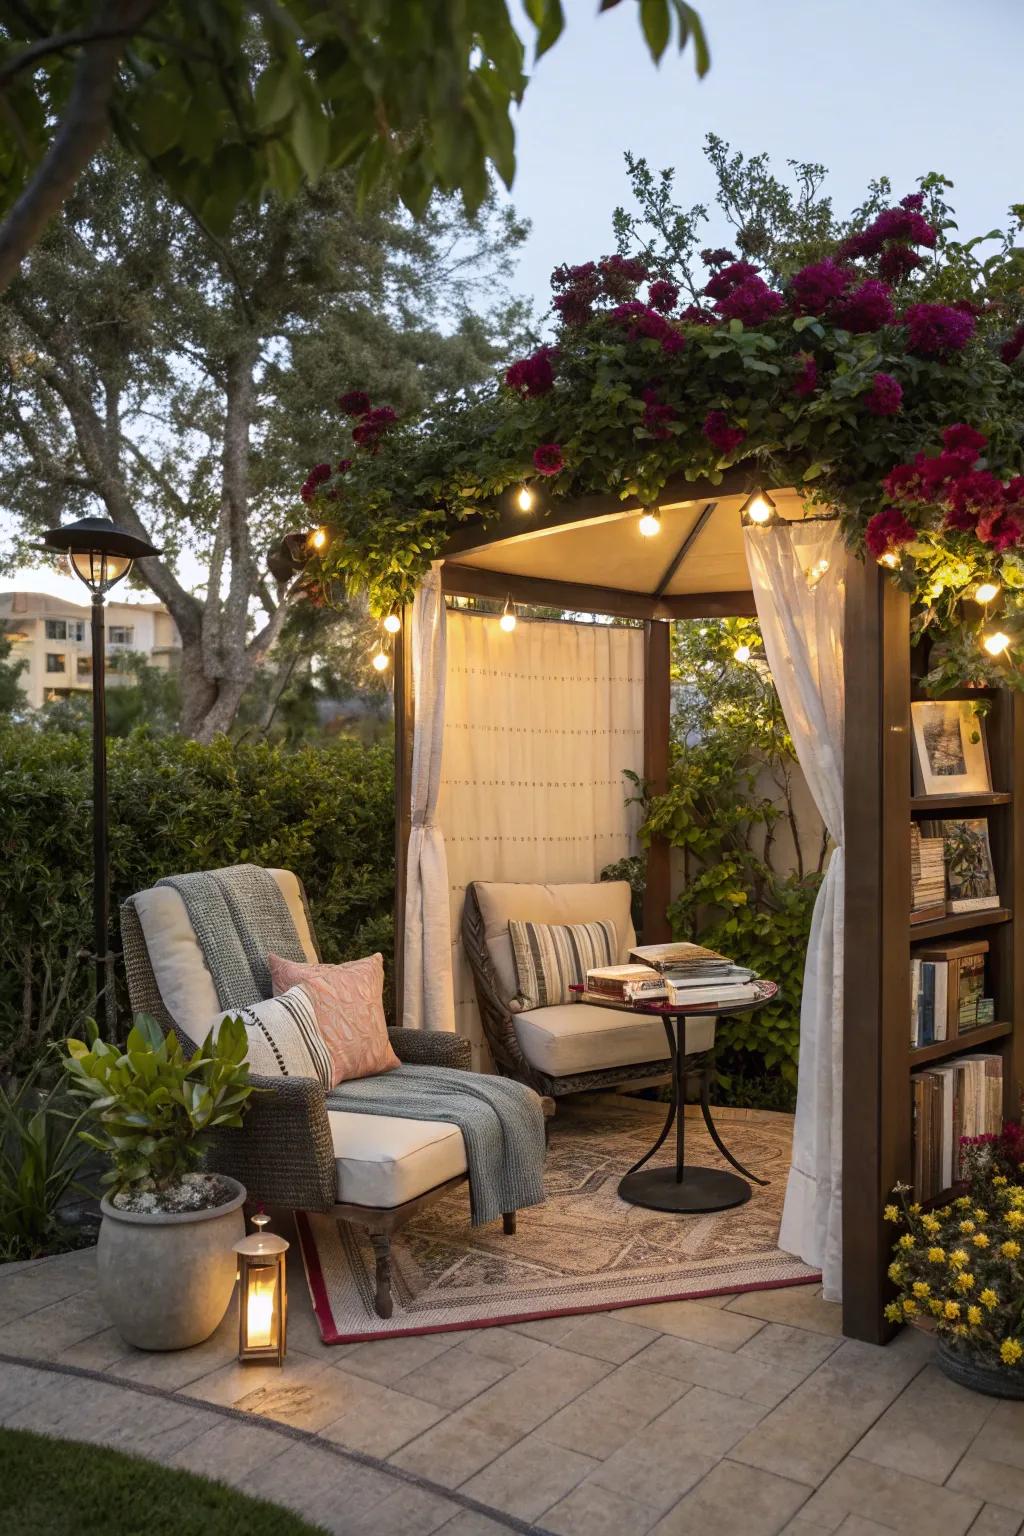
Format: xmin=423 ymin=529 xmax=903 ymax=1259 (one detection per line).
xmin=0 ymin=729 xmax=395 ymax=1071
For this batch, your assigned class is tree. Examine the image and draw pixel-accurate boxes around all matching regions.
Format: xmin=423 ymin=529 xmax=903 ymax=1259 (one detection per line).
xmin=0 ymin=627 xmax=27 ymax=715
xmin=0 ymin=1 xmax=709 ymax=293
xmin=0 ymin=151 xmax=529 ymax=739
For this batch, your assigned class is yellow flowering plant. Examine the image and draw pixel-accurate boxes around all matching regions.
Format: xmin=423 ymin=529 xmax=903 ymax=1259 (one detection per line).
xmin=885 ymin=1123 xmax=1024 ymax=1375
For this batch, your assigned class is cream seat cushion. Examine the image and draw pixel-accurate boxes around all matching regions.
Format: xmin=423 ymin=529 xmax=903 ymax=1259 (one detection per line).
xmin=132 ymin=869 xmax=319 ymax=1039
xmin=513 ymin=1002 xmax=715 ymax=1078
xmin=474 ymin=881 xmax=636 ymax=1011
xmin=328 ymin=1110 xmax=467 ymax=1207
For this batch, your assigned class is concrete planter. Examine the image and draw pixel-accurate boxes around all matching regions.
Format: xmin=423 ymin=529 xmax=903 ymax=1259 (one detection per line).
xmin=97 ymin=1178 xmax=246 ymax=1350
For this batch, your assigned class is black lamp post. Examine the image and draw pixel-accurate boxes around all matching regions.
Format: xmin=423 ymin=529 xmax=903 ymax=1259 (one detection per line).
xmin=41 ymin=516 xmax=161 ymax=1026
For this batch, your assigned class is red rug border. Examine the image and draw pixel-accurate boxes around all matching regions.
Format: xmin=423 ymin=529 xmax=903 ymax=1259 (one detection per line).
xmin=295 ymin=1210 xmax=822 ymax=1346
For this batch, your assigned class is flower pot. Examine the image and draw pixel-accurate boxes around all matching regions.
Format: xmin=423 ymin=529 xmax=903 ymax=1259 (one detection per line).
xmin=936 ymin=1339 xmax=1024 ymax=1400
xmin=97 ymin=1177 xmax=246 ymax=1351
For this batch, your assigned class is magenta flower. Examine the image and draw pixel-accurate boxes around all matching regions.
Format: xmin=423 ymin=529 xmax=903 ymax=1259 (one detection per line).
xmin=703 ymin=410 xmax=747 ymax=457
xmin=789 ymin=259 xmax=851 ymax=314
xmin=833 ymin=279 xmax=894 ymax=333
xmin=338 ymin=390 xmax=371 ymax=417
xmin=610 ymin=301 xmax=685 ymax=354
xmin=901 ymin=192 xmax=926 ymax=212
xmin=942 ymin=424 xmax=987 ymax=456
xmin=600 ymin=253 xmax=649 ymax=298
xmin=336 ymin=459 xmax=352 ymax=474
xmin=505 ymin=346 xmax=559 ymax=399
xmin=947 ymin=470 xmax=1005 ymax=516
xmin=300 ymin=462 xmax=332 ymax=502
xmin=679 ymin=303 xmax=715 ymax=325
xmin=1001 ymin=325 xmax=1024 ymax=366
xmin=840 ymin=205 xmax=937 ymax=261
xmin=352 ymin=405 xmax=398 ymax=452
xmin=714 ymin=276 xmax=785 ymax=326
xmin=704 ymin=260 xmax=759 ymax=300
xmin=904 ymin=302 xmax=976 ymax=358
xmin=865 ymin=507 xmax=916 ymax=561
xmin=550 ymin=261 xmax=602 ymax=326
xmin=792 ymin=354 xmax=819 ymax=398
xmin=648 ymin=279 xmax=679 ymax=314
xmin=701 ymin=247 xmax=736 ymax=268
xmin=533 ymin=443 xmax=564 ymax=476
xmin=864 ymin=373 xmax=903 ymax=417
xmin=878 ymin=245 xmax=922 ymax=283
xmin=553 ymin=291 xmax=593 ymax=326
xmin=977 ymin=506 xmax=1024 ymax=552
xmin=641 ymin=388 xmax=676 ymax=439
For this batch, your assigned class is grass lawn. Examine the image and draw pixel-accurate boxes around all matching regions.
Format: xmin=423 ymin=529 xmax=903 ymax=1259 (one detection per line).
xmin=0 ymin=1427 xmax=327 ymax=1534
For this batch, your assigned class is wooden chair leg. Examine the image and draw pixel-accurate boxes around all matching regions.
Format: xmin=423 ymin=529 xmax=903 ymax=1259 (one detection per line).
xmin=502 ymin=1211 xmax=517 ymax=1235
xmin=369 ymin=1230 xmax=393 ymax=1318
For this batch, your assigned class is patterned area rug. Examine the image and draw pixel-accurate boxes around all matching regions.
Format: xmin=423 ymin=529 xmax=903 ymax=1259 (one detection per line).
xmin=297 ymin=1093 xmax=818 ymax=1343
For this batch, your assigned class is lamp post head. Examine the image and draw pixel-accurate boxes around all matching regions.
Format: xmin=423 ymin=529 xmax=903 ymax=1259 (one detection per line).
xmin=41 ymin=516 xmax=161 ymax=595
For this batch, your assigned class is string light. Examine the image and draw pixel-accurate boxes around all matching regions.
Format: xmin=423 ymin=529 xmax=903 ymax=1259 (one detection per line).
xmin=383 ymin=612 xmax=401 ymax=634
xmin=877 ymin=550 xmax=900 ymax=569
xmin=739 ymin=490 xmax=777 ymax=527
xmin=974 ymin=581 xmax=1000 ymax=605
xmin=982 ymin=630 xmax=1011 ymax=657
xmin=308 ymin=527 xmax=327 ymax=551
xmin=516 ymin=485 xmax=535 ymax=513
xmin=499 ymin=597 xmax=517 ymax=633
xmin=806 ymin=557 xmax=830 ymax=591
xmin=733 ymin=643 xmax=751 ymax=663
xmin=371 ymin=647 xmax=389 ymax=671
xmin=638 ymin=511 xmax=661 ymax=537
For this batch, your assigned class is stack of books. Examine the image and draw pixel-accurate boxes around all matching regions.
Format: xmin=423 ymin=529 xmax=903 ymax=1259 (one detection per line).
xmin=910 ymin=823 xmax=946 ymax=925
xmin=910 ymin=940 xmax=992 ymax=1049
xmin=911 ymin=1053 xmax=1004 ymax=1199
xmin=627 ymin=942 xmax=761 ymax=1007
xmin=583 ymin=964 xmax=669 ymax=1003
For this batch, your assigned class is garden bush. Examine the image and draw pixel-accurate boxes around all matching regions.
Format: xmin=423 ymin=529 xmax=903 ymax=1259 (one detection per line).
xmin=0 ymin=729 xmax=394 ymax=1072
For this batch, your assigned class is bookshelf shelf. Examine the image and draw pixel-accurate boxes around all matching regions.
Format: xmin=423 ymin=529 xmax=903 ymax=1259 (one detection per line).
xmin=910 ymin=792 xmax=1012 ymax=813
xmin=908 ymin=908 xmax=1012 ymax=943
xmin=908 ymin=1021 xmax=1012 ymax=1067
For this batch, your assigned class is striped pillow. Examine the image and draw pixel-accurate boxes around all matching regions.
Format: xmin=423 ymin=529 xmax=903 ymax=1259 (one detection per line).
xmin=509 ymin=919 xmax=618 ymax=1010
xmin=212 ymin=983 xmax=333 ymax=1089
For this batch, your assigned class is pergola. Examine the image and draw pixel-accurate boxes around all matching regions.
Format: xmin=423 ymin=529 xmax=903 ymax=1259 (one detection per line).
xmin=389 ymin=469 xmax=1024 ymax=1345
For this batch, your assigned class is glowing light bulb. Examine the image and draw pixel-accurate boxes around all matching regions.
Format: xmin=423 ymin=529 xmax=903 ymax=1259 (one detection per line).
xmin=516 ymin=485 xmax=535 ymax=513
xmin=983 ymin=630 xmax=1011 ymax=657
xmin=372 ymin=649 xmax=389 ymax=671
xmin=383 ymin=612 xmax=401 ymax=634
xmin=638 ymin=511 xmax=661 ymax=537
xmin=746 ymin=495 xmax=773 ymax=525
xmin=733 ymin=643 xmax=751 ymax=663
xmin=877 ymin=550 xmax=900 ymax=569
xmin=309 ymin=527 xmax=327 ymax=551
xmin=975 ymin=581 xmax=1000 ymax=605
xmin=499 ymin=604 xmax=517 ymax=633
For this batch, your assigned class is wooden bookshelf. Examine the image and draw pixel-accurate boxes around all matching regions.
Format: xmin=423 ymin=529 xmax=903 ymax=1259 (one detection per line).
xmin=842 ymin=565 xmax=1024 ymax=1344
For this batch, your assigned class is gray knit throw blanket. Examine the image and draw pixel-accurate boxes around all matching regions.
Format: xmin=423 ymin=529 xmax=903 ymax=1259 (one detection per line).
xmin=157 ymin=864 xmax=306 ymax=1008
xmin=328 ymin=1066 xmax=546 ymax=1226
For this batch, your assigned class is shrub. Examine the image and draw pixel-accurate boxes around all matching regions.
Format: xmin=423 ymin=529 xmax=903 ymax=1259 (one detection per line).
xmin=0 ymin=1048 xmax=93 ymax=1260
xmin=0 ymin=729 xmax=395 ymax=1070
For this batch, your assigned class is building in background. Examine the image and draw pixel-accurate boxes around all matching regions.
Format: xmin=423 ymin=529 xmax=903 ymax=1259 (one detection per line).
xmin=0 ymin=590 xmax=181 ymax=709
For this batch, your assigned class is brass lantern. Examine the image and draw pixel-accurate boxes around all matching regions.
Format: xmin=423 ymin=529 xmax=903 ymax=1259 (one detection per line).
xmin=234 ymin=1213 xmax=288 ymax=1364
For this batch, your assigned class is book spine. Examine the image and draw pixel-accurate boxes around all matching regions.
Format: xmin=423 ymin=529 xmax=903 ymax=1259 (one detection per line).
xmin=919 ymin=963 xmax=935 ymax=1047
xmin=933 ymin=962 xmax=948 ymax=1043
xmin=911 ymin=959 xmax=921 ymax=1048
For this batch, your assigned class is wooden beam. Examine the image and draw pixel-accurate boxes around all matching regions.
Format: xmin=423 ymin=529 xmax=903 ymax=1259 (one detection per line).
xmin=392 ymin=605 xmax=414 ymax=1024
xmin=654 ymin=502 xmax=716 ymax=597
xmin=660 ymin=590 xmax=758 ymax=619
xmin=441 ymin=562 xmax=664 ymax=621
xmin=642 ymin=619 xmax=673 ymax=944
xmin=442 ymin=466 xmax=756 ymax=560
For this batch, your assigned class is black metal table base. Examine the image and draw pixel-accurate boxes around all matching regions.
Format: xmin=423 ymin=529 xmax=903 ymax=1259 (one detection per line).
xmin=619 ymin=1166 xmax=752 ymax=1213
xmin=617 ymin=1007 xmax=769 ymax=1215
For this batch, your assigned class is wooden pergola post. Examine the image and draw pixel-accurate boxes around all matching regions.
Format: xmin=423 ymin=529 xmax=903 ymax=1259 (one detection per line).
xmin=642 ymin=618 xmax=673 ymax=944
xmin=392 ymin=604 xmax=414 ymax=1022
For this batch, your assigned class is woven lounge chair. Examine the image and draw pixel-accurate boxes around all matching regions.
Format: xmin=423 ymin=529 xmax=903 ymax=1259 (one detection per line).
xmin=121 ymin=867 xmax=529 ymax=1318
xmin=462 ymin=879 xmax=715 ymax=1099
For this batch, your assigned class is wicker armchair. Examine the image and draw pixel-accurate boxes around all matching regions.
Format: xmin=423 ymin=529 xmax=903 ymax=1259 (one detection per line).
xmin=462 ymin=880 xmax=704 ymax=1099
xmin=119 ymin=873 xmax=499 ymax=1318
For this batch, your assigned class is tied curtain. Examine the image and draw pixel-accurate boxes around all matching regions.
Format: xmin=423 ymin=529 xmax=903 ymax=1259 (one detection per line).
xmin=402 ymin=565 xmax=457 ymax=1033
xmin=744 ymin=521 xmax=845 ymax=1301
xmin=438 ymin=612 xmax=645 ymax=1068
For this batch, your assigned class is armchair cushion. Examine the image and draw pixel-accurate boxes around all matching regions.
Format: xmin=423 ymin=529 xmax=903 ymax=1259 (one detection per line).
xmin=328 ymin=1110 xmax=467 ymax=1207
xmin=509 ymin=918 xmax=618 ymax=1009
xmin=513 ymin=1002 xmax=714 ymax=1078
xmin=473 ymin=881 xmax=636 ymax=1011
xmin=270 ymin=951 xmax=400 ymax=1086
xmin=212 ymin=984 xmax=333 ymax=1088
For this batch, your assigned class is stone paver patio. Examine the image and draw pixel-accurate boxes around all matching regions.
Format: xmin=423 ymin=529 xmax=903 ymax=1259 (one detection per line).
xmin=1 ymin=1240 xmax=1022 ymax=1536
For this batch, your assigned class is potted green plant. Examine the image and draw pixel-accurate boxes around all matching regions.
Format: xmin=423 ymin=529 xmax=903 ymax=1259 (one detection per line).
xmin=65 ymin=1014 xmax=254 ymax=1351
xmin=884 ymin=1121 xmax=1024 ymax=1398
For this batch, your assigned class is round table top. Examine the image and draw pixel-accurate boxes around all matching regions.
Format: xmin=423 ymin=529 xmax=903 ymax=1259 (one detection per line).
xmin=569 ymin=978 xmax=779 ymax=1018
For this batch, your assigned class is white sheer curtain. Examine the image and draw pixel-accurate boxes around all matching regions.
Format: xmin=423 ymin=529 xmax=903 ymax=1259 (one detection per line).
xmin=744 ymin=521 xmax=845 ymax=1300
xmin=439 ymin=612 xmax=645 ymax=1067
xmin=402 ymin=565 xmax=457 ymax=1033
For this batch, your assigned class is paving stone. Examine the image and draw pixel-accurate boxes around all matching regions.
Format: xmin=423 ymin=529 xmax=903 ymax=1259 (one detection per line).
xmin=801 ymin=1452 xmax=981 ymax=1534
xmin=0 ymin=1361 xmax=54 ymax=1424
xmin=455 ymin=1345 xmax=613 ymax=1445
xmin=980 ymin=1402 xmax=1024 ymax=1473
xmin=165 ymin=1417 xmax=295 ymax=1480
xmin=435 ymin=1513 xmax=515 ymax=1536
xmin=729 ymin=1337 xmax=930 ymax=1487
xmin=389 ymin=1415 xmax=508 ymax=1487
xmin=648 ymin=1385 xmax=766 ymax=1458
xmin=556 ymin=1313 xmax=662 ymax=1364
xmin=832 ymin=1520 xmax=901 ymax=1535
xmin=651 ymin=1457 xmax=812 ymax=1535
xmin=950 ymin=1457 xmax=1024 ymax=1517
xmin=852 ymin=1363 xmax=995 ymax=1484
xmin=968 ymin=1505 xmax=1024 ymax=1536
xmin=509 ymin=1313 xmax=583 ymax=1343
xmin=0 ymin=1289 xmax=110 ymax=1358
xmin=242 ymin=1440 xmax=370 ymax=1517
xmin=738 ymin=1323 xmax=843 ymax=1378
xmin=327 ymin=1331 xmax=460 ymax=1386
xmin=319 ymin=1376 xmax=447 ymax=1457
xmin=630 ymin=1332 xmax=781 ymax=1401
xmin=726 ymin=1286 xmax=844 ymax=1338
xmin=544 ymin=1476 xmax=662 ymax=1536
xmin=535 ymin=1370 xmax=690 ymax=1460
xmin=335 ymin=1483 xmax=460 ymax=1536
xmin=395 ymin=1342 xmax=516 ymax=1410
xmin=181 ymin=1351 xmax=336 ymax=1422
xmin=55 ymin=1325 xmax=139 ymax=1371
xmin=450 ymin=1326 xmax=549 ymax=1368
xmin=461 ymin=1431 xmax=599 ymax=1520
xmin=610 ymin=1300 xmax=766 ymax=1352
xmin=108 ymin=1314 xmax=241 ymax=1390
xmin=0 ymin=1259 xmax=94 ymax=1320
xmin=777 ymin=1520 xmax=833 ymax=1536
xmin=586 ymin=1431 xmax=716 ymax=1512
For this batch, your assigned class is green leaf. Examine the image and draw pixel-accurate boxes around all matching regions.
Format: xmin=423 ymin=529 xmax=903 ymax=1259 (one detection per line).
xmin=640 ymin=0 xmax=671 ymax=61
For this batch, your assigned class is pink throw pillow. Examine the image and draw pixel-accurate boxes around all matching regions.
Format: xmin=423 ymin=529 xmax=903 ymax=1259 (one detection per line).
xmin=268 ymin=951 xmax=399 ymax=1087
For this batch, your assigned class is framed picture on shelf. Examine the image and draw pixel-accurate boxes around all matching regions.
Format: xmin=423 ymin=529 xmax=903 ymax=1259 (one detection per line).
xmin=911 ymin=700 xmax=991 ymax=797
xmin=924 ymin=817 xmax=1000 ymax=913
